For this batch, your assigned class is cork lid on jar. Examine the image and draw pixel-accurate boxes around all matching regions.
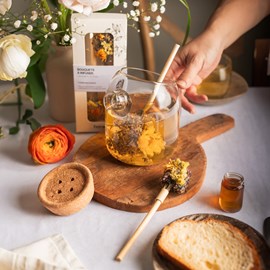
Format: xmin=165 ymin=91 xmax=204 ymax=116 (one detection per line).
xmin=38 ymin=162 xmax=94 ymax=216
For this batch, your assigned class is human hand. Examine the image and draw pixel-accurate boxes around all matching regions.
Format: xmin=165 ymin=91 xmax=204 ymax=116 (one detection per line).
xmin=167 ymin=31 xmax=224 ymax=113
xmin=180 ymin=85 xmax=208 ymax=114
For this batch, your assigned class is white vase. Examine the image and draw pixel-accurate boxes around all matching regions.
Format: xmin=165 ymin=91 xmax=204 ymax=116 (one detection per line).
xmin=46 ymin=45 xmax=75 ymax=122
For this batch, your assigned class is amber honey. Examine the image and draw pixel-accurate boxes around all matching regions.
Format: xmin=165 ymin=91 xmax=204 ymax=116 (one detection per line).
xmin=219 ymin=172 xmax=244 ymax=213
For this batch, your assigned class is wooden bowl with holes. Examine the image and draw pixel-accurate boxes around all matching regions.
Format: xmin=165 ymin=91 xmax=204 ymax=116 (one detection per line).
xmin=37 ymin=162 xmax=94 ymax=216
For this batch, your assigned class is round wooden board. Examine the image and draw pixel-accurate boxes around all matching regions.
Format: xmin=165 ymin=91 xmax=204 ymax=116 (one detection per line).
xmin=73 ymin=114 xmax=235 ymax=213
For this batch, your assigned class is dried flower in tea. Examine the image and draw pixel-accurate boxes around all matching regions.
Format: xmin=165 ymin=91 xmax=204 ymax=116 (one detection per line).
xmin=105 ymin=113 xmax=165 ymax=165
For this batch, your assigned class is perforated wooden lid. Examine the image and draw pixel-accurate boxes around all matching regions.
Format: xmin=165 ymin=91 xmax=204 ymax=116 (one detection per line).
xmin=38 ymin=162 xmax=94 ymax=216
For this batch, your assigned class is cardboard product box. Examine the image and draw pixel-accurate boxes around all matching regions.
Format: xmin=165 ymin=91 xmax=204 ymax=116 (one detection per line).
xmin=71 ymin=13 xmax=127 ymax=132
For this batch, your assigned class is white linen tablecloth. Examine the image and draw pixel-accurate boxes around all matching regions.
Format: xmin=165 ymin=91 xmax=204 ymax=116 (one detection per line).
xmin=0 ymin=86 xmax=270 ymax=269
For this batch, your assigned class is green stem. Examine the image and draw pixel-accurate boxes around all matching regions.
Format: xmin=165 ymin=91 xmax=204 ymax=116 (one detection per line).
xmin=14 ymin=79 xmax=22 ymax=128
xmin=40 ymin=0 xmax=51 ymax=14
xmin=179 ymin=0 xmax=191 ymax=46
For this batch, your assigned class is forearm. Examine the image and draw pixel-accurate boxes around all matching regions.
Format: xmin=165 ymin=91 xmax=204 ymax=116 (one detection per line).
xmin=205 ymin=0 xmax=270 ymax=50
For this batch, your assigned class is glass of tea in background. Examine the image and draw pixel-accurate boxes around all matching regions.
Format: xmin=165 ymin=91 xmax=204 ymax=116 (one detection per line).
xmin=219 ymin=172 xmax=244 ymax=213
xmin=197 ymin=54 xmax=232 ymax=99
xmin=103 ymin=67 xmax=180 ymax=166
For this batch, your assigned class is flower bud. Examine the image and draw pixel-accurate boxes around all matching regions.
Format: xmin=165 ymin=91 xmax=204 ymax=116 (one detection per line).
xmin=0 ymin=34 xmax=35 ymax=81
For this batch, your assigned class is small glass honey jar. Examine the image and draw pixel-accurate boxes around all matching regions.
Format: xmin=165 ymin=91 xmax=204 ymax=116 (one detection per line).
xmin=219 ymin=172 xmax=244 ymax=213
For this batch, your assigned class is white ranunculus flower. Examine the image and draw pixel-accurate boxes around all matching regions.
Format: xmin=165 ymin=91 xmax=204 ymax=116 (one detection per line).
xmin=58 ymin=0 xmax=111 ymax=16
xmin=0 ymin=34 xmax=35 ymax=81
xmin=0 ymin=0 xmax=12 ymax=15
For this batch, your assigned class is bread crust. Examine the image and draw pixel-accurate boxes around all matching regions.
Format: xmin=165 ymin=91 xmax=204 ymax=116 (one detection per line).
xmin=156 ymin=217 xmax=262 ymax=270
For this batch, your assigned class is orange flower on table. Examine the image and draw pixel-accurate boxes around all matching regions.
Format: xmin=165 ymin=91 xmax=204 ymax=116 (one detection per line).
xmin=28 ymin=124 xmax=75 ymax=164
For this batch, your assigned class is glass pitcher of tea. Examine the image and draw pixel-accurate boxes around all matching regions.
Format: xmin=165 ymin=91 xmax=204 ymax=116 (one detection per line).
xmin=103 ymin=67 xmax=181 ymax=166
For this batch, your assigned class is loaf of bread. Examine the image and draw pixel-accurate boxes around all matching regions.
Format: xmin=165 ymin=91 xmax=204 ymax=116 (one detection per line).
xmin=157 ymin=217 xmax=262 ymax=270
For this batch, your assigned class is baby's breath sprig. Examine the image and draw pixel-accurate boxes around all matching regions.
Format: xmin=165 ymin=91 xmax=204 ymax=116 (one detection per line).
xmin=112 ymin=0 xmax=190 ymax=44
xmin=124 ymin=0 xmax=167 ymax=37
xmin=0 ymin=0 xmax=75 ymax=48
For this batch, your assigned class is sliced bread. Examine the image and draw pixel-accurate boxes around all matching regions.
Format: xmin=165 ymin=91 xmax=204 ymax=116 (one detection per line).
xmin=157 ymin=218 xmax=261 ymax=270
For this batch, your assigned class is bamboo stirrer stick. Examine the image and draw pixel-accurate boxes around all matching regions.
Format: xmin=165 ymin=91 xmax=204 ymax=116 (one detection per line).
xmin=142 ymin=43 xmax=180 ymax=114
xmin=115 ymin=44 xmax=180 ymax=262
xmin=115 ymin=184 xmax=172 ymax=261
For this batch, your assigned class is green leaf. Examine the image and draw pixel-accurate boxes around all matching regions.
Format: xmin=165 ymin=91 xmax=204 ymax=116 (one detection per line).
xmin=40 ymin=0 xmax=52 ymax=14
xmin=9 ymin=126 xmax=20 ymax=135
xmin=38 ymin=52 xmax=49 ymax=73
xmin=28 ymin=50 xmax=41 ymax=67
xmin=26 ymin=64 xmax=46 ymax=109
xmin=26 ymin=117 xmax=42 ymax=131
xmin=30 ymin=39 xmax=51 ymax=71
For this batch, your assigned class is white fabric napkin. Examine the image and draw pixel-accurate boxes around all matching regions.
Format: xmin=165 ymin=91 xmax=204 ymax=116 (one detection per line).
xmin=0 ymin=234 xmax=86 ymax=270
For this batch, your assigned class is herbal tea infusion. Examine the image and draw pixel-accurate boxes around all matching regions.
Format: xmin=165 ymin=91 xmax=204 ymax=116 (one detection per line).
xmin=197 ymin=54 xmax=232 ymax=99
xmin=104 ymin=68 xmax=180 ymax=166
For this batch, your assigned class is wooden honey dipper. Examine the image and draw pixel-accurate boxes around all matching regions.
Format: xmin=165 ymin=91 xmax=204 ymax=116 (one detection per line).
xmin=115 ymin=158 xmax=191 ymax=261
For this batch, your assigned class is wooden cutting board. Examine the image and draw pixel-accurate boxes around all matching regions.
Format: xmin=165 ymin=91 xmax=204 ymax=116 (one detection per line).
xmin=73 ymin=113 xmax=234 ymax=213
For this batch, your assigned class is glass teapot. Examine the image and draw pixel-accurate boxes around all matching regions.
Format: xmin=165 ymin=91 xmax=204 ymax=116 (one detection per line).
xmin=103 ymin=67 xmax=180 ymax=166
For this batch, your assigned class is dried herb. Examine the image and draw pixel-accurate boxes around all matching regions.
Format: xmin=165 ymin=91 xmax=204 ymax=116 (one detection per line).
xmin=106 ymin=113 xmax=165 ymax=164
xmin=107 ymin=114 xmax=143 ymax=156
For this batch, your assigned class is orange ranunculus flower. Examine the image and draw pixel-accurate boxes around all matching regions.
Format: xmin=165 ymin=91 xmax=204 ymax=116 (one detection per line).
xmin=28 ymin=124 xmax=75 ymax=164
